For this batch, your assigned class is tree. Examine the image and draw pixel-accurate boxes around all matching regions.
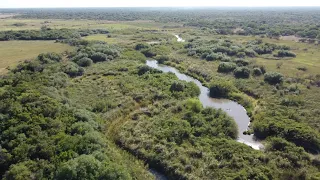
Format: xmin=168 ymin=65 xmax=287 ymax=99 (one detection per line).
xmin=56 ymin=155 xmax=100 ymax=180
xmin=4 ymin=162 xmax=33 ymax=180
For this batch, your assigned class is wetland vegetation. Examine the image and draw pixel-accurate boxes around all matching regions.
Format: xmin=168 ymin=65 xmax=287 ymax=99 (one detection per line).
xmin=0 ymin=7 xmax=320 ymax=180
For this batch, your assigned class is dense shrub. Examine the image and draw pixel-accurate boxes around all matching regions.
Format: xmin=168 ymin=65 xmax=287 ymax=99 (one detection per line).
xmin=233 ymin=67 xmax=250 ymax=78
xmin=62 ymin=62 xmax=85 ymax=77
xmin=77 ymin=57 xmax=93 ymax=67
xmin=253 ymin=68 xmax=263 ymax=76
xmin=281 ymin=96 xmax=304 ymax=106
xmin=135 ymin=43 xmax=150 ymax=50
xmin=185 ymin=98 xmax=202 ymax=113
xmin=170 ymin=81 xmax=186 ymax=92
xmin=38 ymin=52 xmax=62 ymax=63
xmin=90 ymin=52 xmax=108 ymax=62
xmin=71 ymin=53 xmax=89 ymax=63
xmin=137 ymin=65 xmax=161 ymax=75
xmin=264 ymin=72 xmax=284 ymax=84
xmin=276 ymin=50 xmax=296 ymax=58
xmin=234 ymin=59 xmax=249 ymax=66
xmin=56 ymin=155 xmax=130 ymax=180
xmin=141 ymin=48 xmax=156 ymax=57
xmin=205 ymin=53 xmax=219 ymax=61
xmin=253 ymin=120 xmax=320 ymax=152
xmin=217 ymin=62 xmax=237 ymax=73
xmin=156 ymin=55 xmax=169 ymax=64
xmin=209 ymin=80 xmax=234 ymax=98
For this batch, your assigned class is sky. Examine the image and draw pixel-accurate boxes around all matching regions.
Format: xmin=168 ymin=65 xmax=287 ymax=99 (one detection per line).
xmin=1 ymin=0 xmax=320 ymax=8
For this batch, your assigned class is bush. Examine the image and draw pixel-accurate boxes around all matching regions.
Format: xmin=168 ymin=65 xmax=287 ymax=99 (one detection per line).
xmin=260 ymin=66 xmax=266 ymax=74
xmin=90 ymin=52 xmax=108 ymax=62
xmin=297 ymin=67 xmax=307 ymax=71
xmin=135 ymin=43 xmax=150 ymax=50
xmin=206 ymin=53 xmax=219 ymax=61
xmin=233 ymin=67 xmax=250 ymax=78
xmin=156 ymin=55 xmax=169 ymax=64
xmin=38 ymin=52 xmax=62 ymax=64
xmin=234 ymin=59 xmax=249 ymax=66
xmin=141 ymin=48 xmax=156 ymax=57
xmin=137 ymin=65 xmax=160 ymax=75
xmin=264 ymin=72 xmax=284 ymax=84
xmin=209 ymin=80 xmax=234 ymax=98
xmin=218 ymin=62 xmax=237 ymax=73
xmin=77 ymin=57 xmax=93 ymax=67
xmin=185 ymin=98 xmax=202 ymax=113
xmin=244 ymin=49 xmax=257 ymax=57
xmin=276 ymin=50 xmax=296 ymax=58
xmin=62 ymin=62 xmax=85 ymax=77
xmin=253 ymin=68 xmax=262 ymax=76
xmin=56 ymin=155 xmax=130 ymax=180
xmin=170 ymin=81 xmax=186 ymax=92
xmin=71 ymin=53 xmax=89 ymax=63
xmin=281 ymin=96 xmax=304 ymax=106
xmin=236 ymin=52 xmax=246 ymax=58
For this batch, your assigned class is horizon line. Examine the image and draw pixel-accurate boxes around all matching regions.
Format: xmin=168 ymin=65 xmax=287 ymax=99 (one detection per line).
xmin=1 ymin=6 xmax=320 ymax=9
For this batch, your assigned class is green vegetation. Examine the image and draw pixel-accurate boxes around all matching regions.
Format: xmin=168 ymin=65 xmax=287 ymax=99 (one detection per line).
xmin=0 ymin=7 xmax=320 ymax=180
xmin=0 ymin=40 xmax=73 ymax=74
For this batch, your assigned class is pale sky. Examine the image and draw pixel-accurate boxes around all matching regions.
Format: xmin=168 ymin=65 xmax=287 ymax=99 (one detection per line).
xmin=1 ymin=0 xmax=320 ymax=8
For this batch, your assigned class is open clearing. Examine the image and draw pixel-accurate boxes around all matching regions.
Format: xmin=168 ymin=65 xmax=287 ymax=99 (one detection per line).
xmin=0 ymin=41 xmax=73 ymax=74
xmin=0 ymin=19 xmax=183 ymax=31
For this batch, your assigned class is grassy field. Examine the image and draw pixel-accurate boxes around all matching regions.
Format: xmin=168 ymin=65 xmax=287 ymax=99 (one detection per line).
xmin=0 ymin=18 xmax=183 ymax=31
xmin=83 ymin=34 xmax=119 ymax=44
xmin=0 ymin=40 xmax=73 ymax=74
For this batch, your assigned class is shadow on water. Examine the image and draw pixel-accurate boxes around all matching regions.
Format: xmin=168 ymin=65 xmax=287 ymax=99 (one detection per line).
xmin=149 ymin=169 xmax=168 ymax=180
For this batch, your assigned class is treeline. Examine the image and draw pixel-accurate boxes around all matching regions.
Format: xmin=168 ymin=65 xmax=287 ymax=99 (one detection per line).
xmin=4 ymin=8 xmax=320 ymax=38
xmin=185 ymin=38 xmax=295 ymax=60
xmin=0 ymin=28 xmax=109 ymax=41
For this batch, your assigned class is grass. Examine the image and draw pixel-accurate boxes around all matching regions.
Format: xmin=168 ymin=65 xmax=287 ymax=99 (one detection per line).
xmin=0 ymin=18 xmax=184 ymax=32
xmin=0 ymin=40 xmax=73 ymax=74
xmin=83 ymin=34 xmax=118 ymax=44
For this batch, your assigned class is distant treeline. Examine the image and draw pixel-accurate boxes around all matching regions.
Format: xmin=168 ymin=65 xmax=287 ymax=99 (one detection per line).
xmin=0 ymin=28 xmax=109 ymax=41
xmin=2 ymin=8 xmax=320 ymax=38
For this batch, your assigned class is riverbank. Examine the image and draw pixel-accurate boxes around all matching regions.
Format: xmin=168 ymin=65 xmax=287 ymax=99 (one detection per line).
xmin=146 ymin=60 xmax=263 ymax=150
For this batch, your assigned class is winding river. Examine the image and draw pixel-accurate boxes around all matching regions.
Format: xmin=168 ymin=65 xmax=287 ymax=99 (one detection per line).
xmin=147 ymin=35 xmax=262 ymax=179
xmin=146 ymin=60 xmax=263 ymax=150
xmin=148 ymin=35 xmax=263 ymax=150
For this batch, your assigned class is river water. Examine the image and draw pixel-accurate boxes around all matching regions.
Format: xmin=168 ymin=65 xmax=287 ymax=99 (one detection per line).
xmin=175 ymin=35 xmax=185 ymax=42
xmin=146 ymin=35 xmax=262 ymax=179
xmin=146 ymin=60 xmax=263 ymax=150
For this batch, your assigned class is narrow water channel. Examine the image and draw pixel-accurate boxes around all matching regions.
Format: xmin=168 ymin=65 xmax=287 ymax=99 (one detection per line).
xmin=146 ymin=60 xmax=263 ymax=150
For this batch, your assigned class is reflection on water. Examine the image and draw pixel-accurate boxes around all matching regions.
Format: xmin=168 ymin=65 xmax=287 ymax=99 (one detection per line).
xmin=175 ymin=35 xmax=185 ymax=42
xmin=149 ymin=169 xmax=168 ymax=180
xmin=146 ymin=60 xmax=263 ymax=150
